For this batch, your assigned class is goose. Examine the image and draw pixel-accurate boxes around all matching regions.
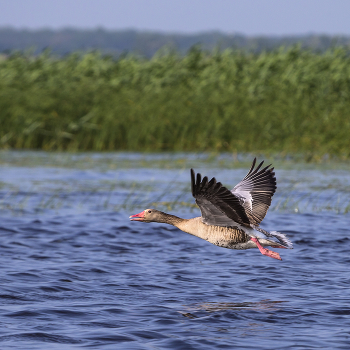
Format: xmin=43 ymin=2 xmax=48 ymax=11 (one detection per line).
xmin=130 ymin=158 xmax=293 ymax=260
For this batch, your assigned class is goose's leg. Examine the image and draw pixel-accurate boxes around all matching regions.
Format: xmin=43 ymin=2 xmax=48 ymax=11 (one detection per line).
xmin=250 ymin=237 xmax=282 ymax=261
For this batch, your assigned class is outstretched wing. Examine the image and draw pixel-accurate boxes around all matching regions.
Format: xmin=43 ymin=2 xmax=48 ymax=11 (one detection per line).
xmin=191 ymin=169 xmax=250 ymax=227
xmin=231 ymin=158 xmax=276 ymax=226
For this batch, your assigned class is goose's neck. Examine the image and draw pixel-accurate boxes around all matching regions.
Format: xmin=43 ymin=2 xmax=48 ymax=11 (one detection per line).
xmin=159 ymin=213 xmax=186 ymax=226
xmin=160 ymin=214 xmax=205 ymax=240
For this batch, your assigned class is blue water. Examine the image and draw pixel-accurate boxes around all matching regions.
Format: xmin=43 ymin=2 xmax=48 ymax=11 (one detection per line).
xmin=0 ymin=151 xmax=350 ymax=349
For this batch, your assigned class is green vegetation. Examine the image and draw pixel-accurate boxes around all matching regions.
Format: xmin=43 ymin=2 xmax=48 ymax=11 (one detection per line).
xmin=1 ymin=47 xmax=350 ymax=158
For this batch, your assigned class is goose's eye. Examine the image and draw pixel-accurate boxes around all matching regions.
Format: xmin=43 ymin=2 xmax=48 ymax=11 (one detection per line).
xmin=148 ymin=210 xmax=152 ymax=213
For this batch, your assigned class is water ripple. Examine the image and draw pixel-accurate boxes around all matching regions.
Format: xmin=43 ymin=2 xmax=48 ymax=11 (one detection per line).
xmin=1 ymin=152 xmax=350 ymax=348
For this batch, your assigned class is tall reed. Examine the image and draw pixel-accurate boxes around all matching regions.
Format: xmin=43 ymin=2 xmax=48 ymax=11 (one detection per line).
xmin=1 ymin=47 xmax=350 ymax=158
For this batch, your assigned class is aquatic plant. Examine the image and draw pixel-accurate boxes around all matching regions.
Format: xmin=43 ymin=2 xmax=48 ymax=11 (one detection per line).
xmin=1 ymin=47 xmax=350 ymax=158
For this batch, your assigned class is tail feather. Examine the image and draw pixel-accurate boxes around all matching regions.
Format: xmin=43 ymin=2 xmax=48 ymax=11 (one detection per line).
xmin=253 ymin=226 xmax=293 ymax=249
xmin=270 ymin=231 xmax=293 ymax=249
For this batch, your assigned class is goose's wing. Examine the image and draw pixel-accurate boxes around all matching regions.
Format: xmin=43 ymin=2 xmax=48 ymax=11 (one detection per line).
xmin=191 ymin=169 xmax=250 ymax=227
xmin=231 ymin=158 xmax=276 ymax=226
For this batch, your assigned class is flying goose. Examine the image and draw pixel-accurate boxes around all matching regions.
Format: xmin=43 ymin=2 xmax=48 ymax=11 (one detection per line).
xmin=130 ymin=158 xmax=292 ymax=260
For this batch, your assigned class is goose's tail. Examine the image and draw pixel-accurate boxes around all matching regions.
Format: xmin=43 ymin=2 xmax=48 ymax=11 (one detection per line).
xmin=253 ymin=226 xmax=293 ymax=249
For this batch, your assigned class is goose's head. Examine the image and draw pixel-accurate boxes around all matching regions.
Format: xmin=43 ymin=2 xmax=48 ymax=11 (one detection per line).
xmin=129 ymin=208 xmax=165 ymax=223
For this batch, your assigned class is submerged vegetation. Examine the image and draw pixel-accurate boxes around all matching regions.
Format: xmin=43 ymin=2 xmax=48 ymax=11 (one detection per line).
xmin=1 ymin=47 xmax=350 ymax=158
xmin=1 ymin=151 xmax=350 ymax=215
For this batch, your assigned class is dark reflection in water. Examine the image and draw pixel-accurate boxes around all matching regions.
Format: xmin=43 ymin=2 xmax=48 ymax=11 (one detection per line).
xmin=0 ymin=152 xmax=350 ymax=349
xmin=181 ymin=299 xmax=286 ymax=318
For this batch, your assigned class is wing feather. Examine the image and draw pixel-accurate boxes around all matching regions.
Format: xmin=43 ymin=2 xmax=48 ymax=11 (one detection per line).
xmin=231 ymin=158 xmax=276 ymax=225
xmin=191 ymin=169 xmax=250 ymax=227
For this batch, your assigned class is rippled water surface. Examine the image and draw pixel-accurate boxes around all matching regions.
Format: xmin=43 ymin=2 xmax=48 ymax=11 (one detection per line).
xmin=1 ymin=151 xmax=350 ymax=349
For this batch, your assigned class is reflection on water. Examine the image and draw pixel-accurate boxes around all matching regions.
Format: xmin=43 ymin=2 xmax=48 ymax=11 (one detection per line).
xmin=180 ymin=300 xmax=285 ymax=319
xmin=179 ymin=300 xmax=286 ymax=341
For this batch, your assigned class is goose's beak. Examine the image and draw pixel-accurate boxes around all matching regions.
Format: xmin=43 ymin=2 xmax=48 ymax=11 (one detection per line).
xmin=129 ymin=211 xmax=145 ymax=221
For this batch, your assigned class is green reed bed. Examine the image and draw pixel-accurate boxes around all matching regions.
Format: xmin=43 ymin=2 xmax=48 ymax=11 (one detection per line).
xmin=1 ymin=47 xmax=350 ymax=157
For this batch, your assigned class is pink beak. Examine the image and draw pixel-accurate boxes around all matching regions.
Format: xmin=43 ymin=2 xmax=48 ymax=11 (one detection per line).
xmin=129 ymin=211 xmax=145 ymax=221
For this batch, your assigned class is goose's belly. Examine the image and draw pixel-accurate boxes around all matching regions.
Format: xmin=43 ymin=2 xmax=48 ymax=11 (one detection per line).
xmin=205 ymin=225 xmax=253 ymax=250
xmin=212 ymin=239 xmax=256 ymax=250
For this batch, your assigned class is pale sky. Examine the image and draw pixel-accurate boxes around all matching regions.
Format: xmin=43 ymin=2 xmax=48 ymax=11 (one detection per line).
xmin=1 ymin=0 xmax=350 ymax=36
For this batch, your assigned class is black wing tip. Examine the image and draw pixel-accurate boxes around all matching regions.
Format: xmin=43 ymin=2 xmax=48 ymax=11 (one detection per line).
xmin=248 ymin=157 xmax=271 ymax=176
xmin=190 ymin=168 xmax=204 ymax=197
xmin=190 ymin=168 xmax=196 ymax=196
xmin=190 ymin=168 xmax=223 ymax=198
xmin=250 ymin=158 xmax=276 ymax=178
xmin=247 ymin=158 xmax=257 ymax=175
